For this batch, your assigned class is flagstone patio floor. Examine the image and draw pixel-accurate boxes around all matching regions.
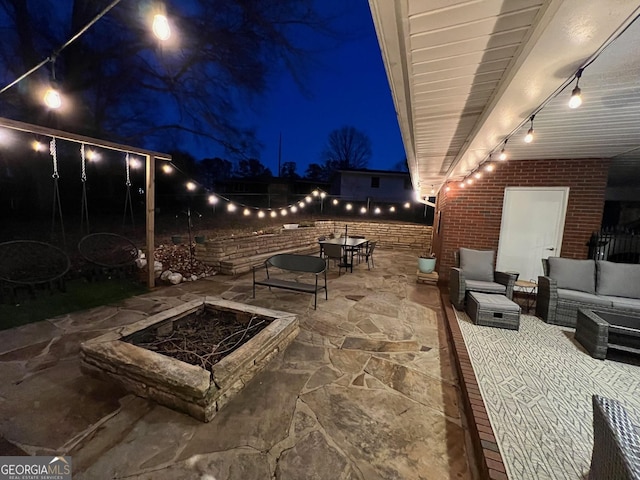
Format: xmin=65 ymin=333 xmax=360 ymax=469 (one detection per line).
xmin=0 ymin=250 xmax=477 ymax=479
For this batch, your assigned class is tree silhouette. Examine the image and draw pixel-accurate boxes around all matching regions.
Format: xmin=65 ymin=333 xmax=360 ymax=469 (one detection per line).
xmin=235 ymin=159 xmax=272 ymax=178
xmin=280 ymin=161 xmax=299 ymax=179
xmin=0 ymin=1 xmax=341 ymax=158
xmin=321 ymin=126 xmax=372 ymax=171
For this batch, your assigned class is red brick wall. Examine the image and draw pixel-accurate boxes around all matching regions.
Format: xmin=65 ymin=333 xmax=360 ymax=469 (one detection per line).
xmin=433 ymin=158 xmax=610 ymax=281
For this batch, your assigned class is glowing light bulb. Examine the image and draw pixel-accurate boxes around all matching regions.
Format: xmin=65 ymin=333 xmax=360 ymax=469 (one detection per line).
xmin=312 ymin=190 xmax=319 ymax=197
xmin=44 ymin=88 xmax=61 ymax=109
xmin=524 ymin=128 xmax=534 ymax=143
xmin=162 ymin=164 xmax=173 ymax=174
xmin=243 ymin=208 xmax=251 ymax=216
xmin=569 ymin=86 xmax=582 ymax=109
xmin=305 ymin=196 xmax=312 ymax=203
xmin=290 ymin=206 xmax=297 ymax=213
xmin=32 ymin=140 xmax=43 ymax=152
xmin=485 ymin=163 xmax=495 ymax=172
xmin=459 ymin=182 xmax=466 ymax=188
xmin=389 ymin=206 xmax=396 ymax=212
xmin=208 ymin=195 xmax=218 ymax=204
xmin=152 ymin=14 xmax=171 ymax=41
xmin=332 ymin=199 xmax=338 ymax=205
xmin=474 ymin=172 xmax=482 ymax=179
xmin=270 ymin=211 xmax=277 ymax=218
xmin=346 ymin=203 xmax=353 ymax=211
xmin=186 ymin=181 xmax=196 ymax=191
xmin=280 ymin=209 xmax=287 ymax=216
xmin=499 ymin=150 xmax=507 ymax=161
xmin=320 ymin=192 xmax=326 ymax=199
xmin=258 ymin=211 xmax=265 ymax=218
xmin=298 ymin=201 xmax=305 ymax=208
xmin=130 ymin=158 xmax=143 ymax=169
xmin=403 ymin=202 xmax=410 ymax=209
xmin=227 ymin=203 xmax=236 ymax=212
xmin=374 ymin=207 xmax=381 ymax=214
xmin=360 ymin=207 xmax=367 ymax=214
xmin=445 ymin=186 xmax=451 ymax=192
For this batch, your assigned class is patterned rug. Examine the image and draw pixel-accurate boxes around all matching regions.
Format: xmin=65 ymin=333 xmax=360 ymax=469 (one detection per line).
xmin=456 ymin=312 xmax=640 ymax=480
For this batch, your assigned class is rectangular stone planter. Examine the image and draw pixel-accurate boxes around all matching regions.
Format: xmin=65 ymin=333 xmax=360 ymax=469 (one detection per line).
xmin=80 ymin=297 xmax=298 ymax=422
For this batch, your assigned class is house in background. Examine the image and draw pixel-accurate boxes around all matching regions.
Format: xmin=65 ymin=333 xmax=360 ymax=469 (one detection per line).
xmin=333 ymin=169 xmax=413 ymax=204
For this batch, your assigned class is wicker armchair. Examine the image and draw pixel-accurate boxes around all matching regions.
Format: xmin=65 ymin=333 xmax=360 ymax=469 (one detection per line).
xmin=449 ymin=248 xmax=516 ymax=310
xmin=589 ymin=395 xmax=640 ymax=480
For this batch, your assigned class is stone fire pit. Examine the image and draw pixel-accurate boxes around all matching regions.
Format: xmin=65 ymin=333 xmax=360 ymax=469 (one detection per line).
xmin=80 ymin=297 xmax=298 ymax=422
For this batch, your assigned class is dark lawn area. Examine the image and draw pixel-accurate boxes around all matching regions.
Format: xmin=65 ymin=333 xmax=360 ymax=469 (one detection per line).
xmin=0 ymin=278 xmax=147 ymax=330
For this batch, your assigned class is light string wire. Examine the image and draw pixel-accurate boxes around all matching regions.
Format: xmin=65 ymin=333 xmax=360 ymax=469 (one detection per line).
xmin=0 ymin=0 xmax=124 ymax=95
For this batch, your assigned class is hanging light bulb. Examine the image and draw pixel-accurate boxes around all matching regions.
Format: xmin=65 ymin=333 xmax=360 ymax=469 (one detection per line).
xmin=208 ymin=195 xmax=218 ymax=204
xmin=569 ymin=68 xmax=583 ymax=109
xmin=445 ymin=186 xmax=450 ymax=192
xmin=466 ymin=178 xmax=473 ymax=185
xmin=44 ymin=87 xmax=61 ymax=109
xmin=389 ymin=206 xmax=396 ymax=212
xmin=524 ymin=115 xmax=535 ymax=143
xmin=430 ymin=185 xmax=435 ymax=195
xmin=243 ymin=208 xmax=251 ymax=216
xmin=258 ymin=210 xmax=265 ymax=218
xmin=474 ymin=171 xmax=482 ymax=179
xmin=374 ymin=207 xmax=381 ymax=214
xmin=162 ymin=164 xmax=173 ymax=174
xmin=360 ymin=207 xmax=367 ymax=214
xmin=459 ymin=182 xmax=465 ymax=188
xmin=345 ymin=203 xmax=353 ymax=211
xmin=152 ymin=14 xmax=171 ymax=41
xmin=280 ymin=209 xmax=287 ymax=216
xmin=43 ymin=57 xmax=62 ymax=109
xmin=312 ymin=190 xmax=319 ymax=197
xmin=320 ymin=192 xmax=326 ymax=199
xmin=186 ymin=181 xmax=196 ymax=191
xmin=270 ymin=210 xmax=277 ymax=218
xmin=290 ymin=205 xmax=298 ymax=213
xmin=227 ymin=203 xmax=236 ymax=212
xmin=499 ymin=139 xmax=508 ymax=161
xmin=32 ymin=140 xmax=44 ymax=152
xmin=403 ymin=202 xmax=411 ymax=209
xmin=332 ymin=199 xmax=339 ymax=205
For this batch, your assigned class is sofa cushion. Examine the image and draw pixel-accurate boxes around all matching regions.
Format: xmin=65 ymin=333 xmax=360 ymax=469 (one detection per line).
xmin=597 ymin=296 xmax=640 ymax=312
xmin=557 ymin=289 xmax=612 ymax=307
xmin=459 ymin=248 xmax=494 ymax=282
xmin=596 ymin=261 xmax=640 ymax=299
xmin=548 ymin=257 xmax=596 ymax=294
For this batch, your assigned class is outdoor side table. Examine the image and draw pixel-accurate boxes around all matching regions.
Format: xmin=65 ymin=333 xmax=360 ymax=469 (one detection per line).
xmin=514 ymin=280 xmax=537 ymax=313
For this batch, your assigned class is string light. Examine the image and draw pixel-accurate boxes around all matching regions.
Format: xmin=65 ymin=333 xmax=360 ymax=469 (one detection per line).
xmin=227 ymin=203 xmax=236 ymax=212
xmin=152 ymin=14 xmax=171 ymax=41
xmin=208 ymin=195 xmax=218 ymax=204
xmin=374 ymin=207 xmax=381 ymax=214
xmin=524 ymin=115 xmax=535 ymax=143
xmin=466 ymin=178 xmax=473 ymax=185
xmin=459 ymin=182 xmax=465 ymax=188
xmin=32 ymin=140 xmax=44 ymax=152
xmin=298 ymin=201 xmax=305 ymax=208
xmin=332 ymin=199 xmax=339 ymax=205
xmin=499 ymin=139 xmax=508 ymax=161
xmin=243 ymin=208 xmax=251 ymax=216
xmin=162 ymin=164 xmax=173 ymax=174
xmin=305 ymin=196 xmax=312 ymax=203
xmin=258 ymin=211 xmax=265 ymax=218
xmin=280 ymin=209 xmax=287 ymax=216
xmin=445 ymin=186 xmax=450 ymax=192
xmin=474 ymin=171 xmax=482 ymax=179
xmin=186 ymin=181 xmax=196 ymax=191
xmin=360 ymin=206 xmax=367 ymax=214
xmin=389 ymin=206 xmax=396 ymax=212
xmin=312 ymin=190 xmax=319 ymax=196
xmin=569 ymin=68 xmax=583 ymax=109
xmin=290 ymin=205 xmax=298 ymax=213
xmin=346 ymin=203 xmax=353 ymax=211
xmin=403 ymin=202 xmax=410 ymax=209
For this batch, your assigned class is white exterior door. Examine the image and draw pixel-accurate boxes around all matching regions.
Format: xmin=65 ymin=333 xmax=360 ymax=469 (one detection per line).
xmin=496 ymin=187 xmax=569 ymax=282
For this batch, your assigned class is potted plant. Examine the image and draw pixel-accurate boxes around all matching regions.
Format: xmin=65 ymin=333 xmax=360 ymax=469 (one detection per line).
xmin=418 ymin=252 xmax=437 ymax=273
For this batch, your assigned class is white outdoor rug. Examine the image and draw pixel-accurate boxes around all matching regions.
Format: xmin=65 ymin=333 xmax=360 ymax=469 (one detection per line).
xmin=456 ymin=312 xmax=640 ymax=480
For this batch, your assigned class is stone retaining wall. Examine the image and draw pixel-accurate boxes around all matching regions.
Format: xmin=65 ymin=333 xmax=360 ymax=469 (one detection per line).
xmin=195 ymin=221 xmax=433 ymax=275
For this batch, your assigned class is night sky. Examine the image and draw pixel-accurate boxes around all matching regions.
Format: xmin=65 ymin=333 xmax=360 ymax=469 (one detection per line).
xmin=190 ymin=0 xmax=406 ymax=175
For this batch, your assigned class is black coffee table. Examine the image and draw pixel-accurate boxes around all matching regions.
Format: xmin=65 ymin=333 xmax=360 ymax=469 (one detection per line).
xmin=575 ymin=309 xmax=640 ymax=360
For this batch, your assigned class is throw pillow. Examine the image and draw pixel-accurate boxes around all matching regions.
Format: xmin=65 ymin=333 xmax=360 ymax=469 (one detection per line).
xmin=596 ymin=261 xmax=640 ymax=298
xmin=547 ymin=257 xmax=596 ymax=294
xmin=459 ymin=248 xmax=494 ymax=282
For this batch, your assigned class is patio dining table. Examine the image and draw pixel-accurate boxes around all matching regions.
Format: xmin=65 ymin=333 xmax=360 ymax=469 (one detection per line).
xmin=319 ymin=237 xmax=369 ymax=273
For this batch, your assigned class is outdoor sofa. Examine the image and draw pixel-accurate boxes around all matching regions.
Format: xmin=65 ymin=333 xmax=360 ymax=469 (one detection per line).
xmin=536 ymin=257 xmax=640 ymax=327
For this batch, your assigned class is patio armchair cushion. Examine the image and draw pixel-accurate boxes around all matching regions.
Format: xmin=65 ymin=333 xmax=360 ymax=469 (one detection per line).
xmin=459 ymin=248 xmax=494 ymax=282
xmin=465 ymin=280 xmax=506 ymax=294
xmin=548 ymin=257 xmax=596 ymax=294
xmin=596 ymin=260 xmax=640 ymax=298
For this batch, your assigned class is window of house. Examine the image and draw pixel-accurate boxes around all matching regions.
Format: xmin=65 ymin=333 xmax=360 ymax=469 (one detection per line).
xmin=371 ymin=176 xmax=380 ymax=188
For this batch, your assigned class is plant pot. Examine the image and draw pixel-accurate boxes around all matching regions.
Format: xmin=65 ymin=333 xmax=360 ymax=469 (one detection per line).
xmin=195 ymin=235 xmax=206 ymax=244
xmin=418 ymin=257 xmax=436 ymax=274
xmin=171 ymin=235 xmax=182 ymax=245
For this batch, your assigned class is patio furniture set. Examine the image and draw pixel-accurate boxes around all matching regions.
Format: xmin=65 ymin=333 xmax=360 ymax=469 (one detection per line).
xmin=451 ymin=249 xmax=640 ymax=362
xmin=252 ymin=236 xmax=376 ymax=309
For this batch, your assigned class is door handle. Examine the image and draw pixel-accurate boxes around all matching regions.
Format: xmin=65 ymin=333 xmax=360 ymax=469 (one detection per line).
xmin=545 ymin=247 xmax=555 ymax=251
